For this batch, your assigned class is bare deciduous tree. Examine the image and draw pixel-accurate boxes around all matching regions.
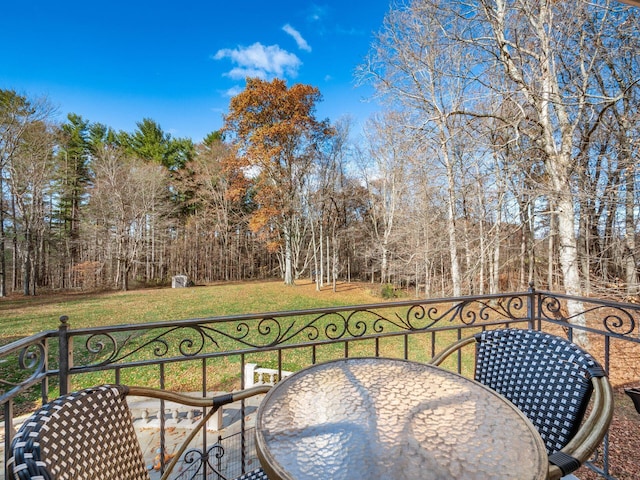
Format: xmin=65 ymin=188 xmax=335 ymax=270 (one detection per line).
xmin=88 ymin=146 xmax=169 ymax=290
xmin=6 ymin=120 xmax=57 ymax=295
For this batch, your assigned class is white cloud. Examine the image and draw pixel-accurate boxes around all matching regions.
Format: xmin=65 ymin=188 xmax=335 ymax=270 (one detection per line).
xmin=214 ymin=43 xmax=301 ymax=80
xmin=223 ymin=86 xmax=244 ymax=97
xmin=282 ymin=24 xmax=311 ymax=52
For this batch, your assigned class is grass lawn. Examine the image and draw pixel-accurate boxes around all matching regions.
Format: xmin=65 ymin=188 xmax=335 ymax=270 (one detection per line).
xmin=0 ymin=279 xmax=385 ymax=346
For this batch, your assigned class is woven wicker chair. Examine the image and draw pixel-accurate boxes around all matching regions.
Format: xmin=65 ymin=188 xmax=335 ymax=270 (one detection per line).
xmin=430 ymin=328 xmax=613 ymax=480
xmin=7 ymin=384 xmax=271 ymax=480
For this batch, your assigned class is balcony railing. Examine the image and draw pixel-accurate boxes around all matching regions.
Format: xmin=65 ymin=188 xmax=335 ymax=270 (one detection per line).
xmin=2 ymin=286 xmax=639 ymax=479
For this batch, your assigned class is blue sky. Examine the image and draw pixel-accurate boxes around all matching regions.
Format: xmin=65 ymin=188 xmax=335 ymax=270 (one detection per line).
xmin=0 ymin=1 xmax=391 ymax=143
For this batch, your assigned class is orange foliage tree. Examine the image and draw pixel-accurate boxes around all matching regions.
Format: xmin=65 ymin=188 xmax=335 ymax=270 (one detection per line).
xmin=223 ymin=78 xmax=333 ymax=285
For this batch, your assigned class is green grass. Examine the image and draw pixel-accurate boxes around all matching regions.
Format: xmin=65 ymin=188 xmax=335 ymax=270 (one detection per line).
xmin=0 ymin=280 xmax=383 ymax=344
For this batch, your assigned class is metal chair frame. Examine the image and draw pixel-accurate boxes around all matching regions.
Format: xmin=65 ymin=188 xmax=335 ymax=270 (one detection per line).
xmin=430 ymin=328 xmax=614 ymax=480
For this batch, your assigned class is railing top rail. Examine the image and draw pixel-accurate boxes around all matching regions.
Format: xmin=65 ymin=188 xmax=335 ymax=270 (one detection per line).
xmin=0 ymin=330 xmax=53 ymax=353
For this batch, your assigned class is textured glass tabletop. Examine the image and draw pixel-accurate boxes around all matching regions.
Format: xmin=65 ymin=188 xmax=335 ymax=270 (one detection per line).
xmin=256 ymin=357 xmax=548 ymax=480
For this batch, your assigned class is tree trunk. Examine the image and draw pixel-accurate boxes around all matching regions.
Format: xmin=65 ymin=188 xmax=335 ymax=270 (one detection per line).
xmin=332 ymin=235 xmax=338 ymax=293
xmin=11 ymin=193 xmax=18 ymax=292
xmin=624 ymin=162 xmax=638 ymax=297
xmin=310 ymin=218 xmax=320 ymax=291
xmin=556 ymin=179 xmax=589 ymax=345
xmin=23 ymin=231 xmax=32 ymax=296
xmin=0 ymin=173 xmax=5 ymax=297
xmin=445 ymin=157 xmax=461 ymax=297
xmin=326 ymin=235 xmax=330 ymax=286
xmin=527 ymin=204 xmax=535 ymax=287
xmin=319 ymin=224 xmax=324 ymax=288
xmin=121 ymin=261 xmax=129 ymax=291
xmin=381 ymin=245 xmax=388 ymax=284
xmin=547 ymin=204 xmax=555 ymax=290
xmin=490 ymin=220 xmax=500 ymax=295
xmin=284 ymin=222 xmax=293 ymax=285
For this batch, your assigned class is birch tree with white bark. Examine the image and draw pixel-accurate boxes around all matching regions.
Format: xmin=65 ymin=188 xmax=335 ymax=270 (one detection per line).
xmin=358 ymin=112 xmax=414 ymax=285
xmin=361 ymin=0 xmax=639 ymax=339
xmin=358 ymin=1 xmax=483 ymax=295
xmin=471 ymin=0 xmax=640 ymax=343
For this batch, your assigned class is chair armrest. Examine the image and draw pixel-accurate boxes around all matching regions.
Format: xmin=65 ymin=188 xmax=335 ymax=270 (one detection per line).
xmin=429 ymin=335 xmax=476 ymax=366
xmin=547 ymin=375 xmax=614 ymax=480
xmin=125 ymin=384 xmax=271 ymax=408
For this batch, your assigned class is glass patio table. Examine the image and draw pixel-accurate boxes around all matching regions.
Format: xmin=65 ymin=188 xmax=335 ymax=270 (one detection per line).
xmin=255 ymin=357 xmax=548 ymax=480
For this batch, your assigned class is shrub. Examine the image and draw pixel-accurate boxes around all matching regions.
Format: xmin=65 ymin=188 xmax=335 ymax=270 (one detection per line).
xmin=381 ymin=283 xmax=396 ymax=299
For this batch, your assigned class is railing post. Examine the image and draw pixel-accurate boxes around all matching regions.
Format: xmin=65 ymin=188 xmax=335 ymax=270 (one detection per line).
xmin=58 ymin=315 xmax=72 ymax=395
xmin=527 ymin=282 xmax=536 ymax=330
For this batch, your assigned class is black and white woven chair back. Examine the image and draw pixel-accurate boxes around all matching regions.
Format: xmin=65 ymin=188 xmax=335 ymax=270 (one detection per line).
xmin=8 ymin=385 xmax=149 ymax=480
xmin=236 ymin=468 xmax=269 ymax=480
xmin=474 ymin=328 xmax=605 ymax=455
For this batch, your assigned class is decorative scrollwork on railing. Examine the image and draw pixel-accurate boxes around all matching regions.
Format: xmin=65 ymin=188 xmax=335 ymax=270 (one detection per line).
xmin=72 ymin=295 xmax=532 ymax=370
xmin=175 ymin=445 xmax=228 ymax=480
xmin=19 ymin=343 xmax=45 ymax=372
xmin=85 ymin=332 xmax=119 ymax=362
xmin=495 ymin=295 xmax=527 ymax=319
xmin=0 ymin=340 xmax=47 ymax=401
xmin=602 ymin=310 xmax=637 ymax=336
xmin=539 ymin=295 xmax=562 ymax=318
xmin=403 ymin=296 xmax=528 ymax=329
xmin=84 ymin=324 xmax=225 ymax=368
xmin=538 ymin=294 xmax=638 ymax=336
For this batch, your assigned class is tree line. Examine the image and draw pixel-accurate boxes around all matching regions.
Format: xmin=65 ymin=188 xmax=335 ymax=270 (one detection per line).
xmin=1 ymin=0 xmax=639 ymax=303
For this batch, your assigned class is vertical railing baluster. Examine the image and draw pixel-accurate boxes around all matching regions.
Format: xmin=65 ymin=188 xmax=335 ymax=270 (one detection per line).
xmin=159 ymin=362 xmax=166 ymax=475
xmin=240 ymin=352 xmax=250 ymax=476
xmin=240 ymin=397 xmax=246 ymax=475
xmin=241 ymin=352 xmax=248 ymax=476
xmin=202 ymin=357 xmax=208 ymax=480
xmin=431 ymin=331 xmax=436 ymax=359
xmin=603 ymin=335 xmax=611 ymax=477
xmin=41 ymin=337 xmax=49 ymax=404
xmin=404 ymin=334 xmax=409 ymax=360
xmin=58 ymin=316 xmax=71 ymax=395
xmin=456 ymin=327 xmax=462 ymax=374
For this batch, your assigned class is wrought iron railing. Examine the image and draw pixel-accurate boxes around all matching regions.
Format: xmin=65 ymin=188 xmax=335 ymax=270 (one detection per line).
xmin=170 ymin=429 xmax=261 ymax=480
xmin=2 ymin=286 xmax=639 ymax=479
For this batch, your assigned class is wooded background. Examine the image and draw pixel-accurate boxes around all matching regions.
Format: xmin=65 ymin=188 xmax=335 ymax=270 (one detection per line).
xmin=1 ymin=0 xmax=639 ymax=301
